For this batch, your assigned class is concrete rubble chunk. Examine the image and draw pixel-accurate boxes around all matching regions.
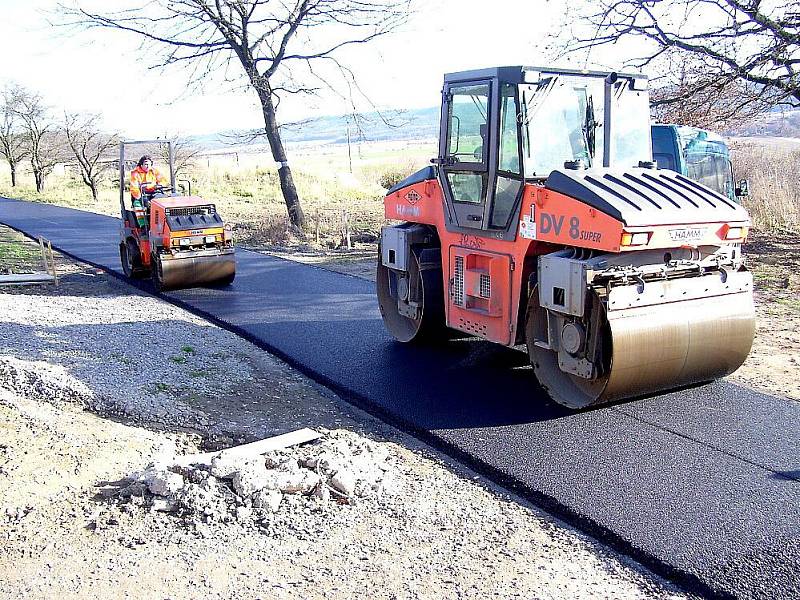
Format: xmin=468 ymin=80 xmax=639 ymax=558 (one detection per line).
xmin=232 ymin=461 xmax=271 ymax=497
xmin=143 ymin=468 xmax=185 ymax=497
xmin=278 ymin=470 xmax=321 ymax=495
xmin=330 ymin=469 xmax=356 ymax=496
xmin=252 ymin=489 xmax=282 ymax=513
xmin=152 ymin=497 xmax=177 ymax=512
xmin=211 ymin=453 xmax=261 ymax=480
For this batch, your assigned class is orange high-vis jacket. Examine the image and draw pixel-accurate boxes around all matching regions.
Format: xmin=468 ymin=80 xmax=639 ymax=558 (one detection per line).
xmin=130 ymin=165 xmax=168 ymax=200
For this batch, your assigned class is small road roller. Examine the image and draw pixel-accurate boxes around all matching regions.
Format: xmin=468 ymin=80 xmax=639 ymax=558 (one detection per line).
xmin=118 ymin=140 xmax=235 ymax=291
xmin=377 ymin=66 xmax=755 ymax=409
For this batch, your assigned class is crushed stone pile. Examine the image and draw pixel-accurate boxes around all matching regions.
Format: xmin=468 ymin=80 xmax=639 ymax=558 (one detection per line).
xmin=113 ymin=429 xmax=402 ymax=529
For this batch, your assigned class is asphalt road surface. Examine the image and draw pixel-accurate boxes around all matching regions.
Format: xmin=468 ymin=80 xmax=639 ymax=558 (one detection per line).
xmin=2 ymin=197 xmax=799 ymax=599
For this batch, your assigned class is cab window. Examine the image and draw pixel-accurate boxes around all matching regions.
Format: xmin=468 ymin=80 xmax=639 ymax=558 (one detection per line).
xmin=446 ymin=84 xmax=490 ymax=166
xmin=498 ymin=84 xmax=520 ymax=174
xmin=447 ymin=172 xmax=485 ymax=204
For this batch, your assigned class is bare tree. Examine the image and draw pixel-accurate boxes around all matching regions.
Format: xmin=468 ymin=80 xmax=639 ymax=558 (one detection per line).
xmin=157 ymin=134 xmax=202 ymax=180
xmin=557 ymin=1 xmax=800 ymax=122
xmin=63 ymin=112 xmax=119 ymax=202
xmin=648 ymin=56 xmax=784 ymax=129
xmin=66 ymin=0 xmax=411 ymax=230
xmin=0 ymin=86 xmax=30 ymax=187
xmin=11 ymin=87 xmax=65 ymax=193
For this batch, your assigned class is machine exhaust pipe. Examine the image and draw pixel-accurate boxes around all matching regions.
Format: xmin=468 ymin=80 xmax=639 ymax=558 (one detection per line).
xmin=603 ymin=72 xmax=618 ymax=168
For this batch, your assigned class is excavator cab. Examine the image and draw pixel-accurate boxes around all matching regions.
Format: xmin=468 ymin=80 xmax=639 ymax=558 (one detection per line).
xmin=379 ymin=66 xmax=754 ymax=409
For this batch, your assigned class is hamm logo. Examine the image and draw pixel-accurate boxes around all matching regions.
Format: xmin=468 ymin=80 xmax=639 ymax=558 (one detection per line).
xmin=668 ymin=227 xmax=707 ymax=243
xmin=404 ymin=190 xmax=421 ymax=204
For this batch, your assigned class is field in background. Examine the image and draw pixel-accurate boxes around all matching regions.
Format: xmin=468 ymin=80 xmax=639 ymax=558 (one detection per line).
xmin=730 ymin=139 xmax=800 ymax=233
xmin=0 ymin=138 xmax=436 ymax=249
xmin=0 ymin=137 xmax=797 ymax=248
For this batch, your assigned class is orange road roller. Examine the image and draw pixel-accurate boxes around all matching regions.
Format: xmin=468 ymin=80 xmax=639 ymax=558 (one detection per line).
xmin=377 ymin=66 xmax=755 ymax=408
xmin=118 ymin=140 xmax=235 ymax=291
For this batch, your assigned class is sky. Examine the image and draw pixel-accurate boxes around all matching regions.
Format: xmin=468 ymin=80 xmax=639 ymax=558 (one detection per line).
xmin=0 ymin=0 xmax=623 ymax=138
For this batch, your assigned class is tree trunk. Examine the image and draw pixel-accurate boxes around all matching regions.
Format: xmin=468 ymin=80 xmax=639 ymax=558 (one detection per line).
xmin=256 ymin=83 xmax=306 ymax=230
xmin=33 ymin=168 xmax=44 ymax=193
xmin=10 ymin=166 xmax=16 ymax=187
xmin=90 ymin=181 xmax=98 ymax=202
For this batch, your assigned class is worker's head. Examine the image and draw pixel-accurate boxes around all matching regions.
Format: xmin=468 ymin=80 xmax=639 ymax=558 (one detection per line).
xmin=137 ymin=155 xmax=154 ymax=170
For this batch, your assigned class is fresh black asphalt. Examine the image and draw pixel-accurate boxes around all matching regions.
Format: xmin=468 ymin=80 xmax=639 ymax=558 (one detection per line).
xmin=2 ymin=197 xmax=798 ymax=599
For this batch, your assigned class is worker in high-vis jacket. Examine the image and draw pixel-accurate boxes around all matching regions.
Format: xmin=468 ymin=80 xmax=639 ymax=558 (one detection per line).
xmin=130 ymin=154 xmax=168 ymax=227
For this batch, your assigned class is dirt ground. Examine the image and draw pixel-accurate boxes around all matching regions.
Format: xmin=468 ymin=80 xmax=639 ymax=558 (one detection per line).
xmin=0 ymin=229 xmax=688 ymax=599
xmin=263 ymin=230 xmax=800 ymax=402
xmin=727 ymin=232 xmax=800 ymax=399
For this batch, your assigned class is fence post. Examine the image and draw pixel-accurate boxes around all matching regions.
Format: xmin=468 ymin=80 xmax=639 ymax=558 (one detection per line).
xmin=48 ymin=240 xmax=58 ymax=287
xmin=342 ymin=210 xmax=351 ymax=249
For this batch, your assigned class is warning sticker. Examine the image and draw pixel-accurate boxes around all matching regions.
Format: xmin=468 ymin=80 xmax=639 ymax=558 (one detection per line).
xmin=520 ymin=213 xmax=537 ymax=240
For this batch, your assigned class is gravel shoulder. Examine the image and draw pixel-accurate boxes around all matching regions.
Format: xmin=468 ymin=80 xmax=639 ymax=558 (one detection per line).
xmin=0 ymin=229 xmax=687 ymax=599
xmin=262 ymin=230 xmax=800 ymax=402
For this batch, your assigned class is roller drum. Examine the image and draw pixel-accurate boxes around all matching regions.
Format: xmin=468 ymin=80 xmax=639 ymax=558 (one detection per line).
xmin=602 ymin=288 xmax=755 ymax=403
xmin=157 ymin=250 xmax=236 ymax=291
xmin=530 ymin=270 xmax=755 ymax=408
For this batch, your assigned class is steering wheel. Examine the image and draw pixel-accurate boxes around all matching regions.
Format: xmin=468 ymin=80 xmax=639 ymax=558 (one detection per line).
xmin=140 ymin=183 xmax=172 ymax=197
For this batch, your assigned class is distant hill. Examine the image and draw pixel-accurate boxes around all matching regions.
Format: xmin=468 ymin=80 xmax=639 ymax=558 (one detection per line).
xmin=189 ymin=104 xmax=800 ymax=152
xmin=728 ymin=108 xmax=800 ymax=138
xmin=193 ymin=106 xmax=440 ymax=151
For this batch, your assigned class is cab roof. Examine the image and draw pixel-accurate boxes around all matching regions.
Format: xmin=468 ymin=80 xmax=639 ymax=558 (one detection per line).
xmin=443 ymin=65 xmax=648 ymax=85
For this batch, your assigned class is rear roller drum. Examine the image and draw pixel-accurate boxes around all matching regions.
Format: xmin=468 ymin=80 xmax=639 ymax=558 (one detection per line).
xmin=377 ymin=246 xmax=446 ymax=343
xmin=525 ymin=287 xmax=611 ymax=409
xmin=152 ymin=254 xmax=167 ymax=292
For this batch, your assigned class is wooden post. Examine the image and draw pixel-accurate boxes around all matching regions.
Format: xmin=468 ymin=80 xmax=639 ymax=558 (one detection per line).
xmin=48 ymin=240 xmax=58 ymax=287
xmin=38 ymin=237 xmax=47 ymax=272
xmin=315 ymin=208 xmax=320 ymax=245
xmin=343 ymin=210 xmax=351 ymax=249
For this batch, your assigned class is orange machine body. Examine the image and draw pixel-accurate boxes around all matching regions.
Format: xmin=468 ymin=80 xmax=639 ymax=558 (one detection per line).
xmin=147 ymin=196 xmax=228 ymax=260
xmin=377 ymin=66 xmax=754 ymax=409
xmin=385 ymin=176 xmax=749 ymax=347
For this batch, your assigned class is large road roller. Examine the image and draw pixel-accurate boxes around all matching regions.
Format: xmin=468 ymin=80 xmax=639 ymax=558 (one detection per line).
xmin=377 ymin=66 xmax=755 ymax=408
xmin=118 ymin=140 xmax=235 ymax=291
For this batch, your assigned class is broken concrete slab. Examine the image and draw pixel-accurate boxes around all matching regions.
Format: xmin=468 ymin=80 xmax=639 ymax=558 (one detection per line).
xmin=232 ymin=461 xmax=272 ymax=497
xmin=142 ymin=469 xmax=185 ymax=497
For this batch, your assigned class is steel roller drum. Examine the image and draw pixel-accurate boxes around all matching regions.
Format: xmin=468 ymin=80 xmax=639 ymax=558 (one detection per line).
xmin=158 ymin=250 xmax=236 ymax=290
xmin=531 ymin=270 xmax=755 ymax=408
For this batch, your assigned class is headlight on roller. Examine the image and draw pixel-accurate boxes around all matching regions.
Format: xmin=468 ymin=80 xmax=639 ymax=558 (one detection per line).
xmin=725 ymin=227 xmax=747 ymax=240
xmin=620 ymin=231 xmax=651 ymax=247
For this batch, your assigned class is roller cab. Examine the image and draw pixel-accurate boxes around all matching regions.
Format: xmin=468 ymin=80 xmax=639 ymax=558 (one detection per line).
xmin=118 ymin=140 xmax=236 ymax=291
xmin=377 ymin=66 xmax=755 ymax=409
